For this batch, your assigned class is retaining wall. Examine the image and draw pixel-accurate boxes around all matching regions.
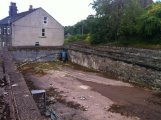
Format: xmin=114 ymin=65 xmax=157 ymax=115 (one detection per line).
xmin=67 ymin=44 xmax=161 ymax=90
xmin=9 ymin=45 xmax=161 ymax=90
xmin=9 ymin=46 xmax=63 ymax=62
xmin=2 ymin=48 xmax=43 ymax=120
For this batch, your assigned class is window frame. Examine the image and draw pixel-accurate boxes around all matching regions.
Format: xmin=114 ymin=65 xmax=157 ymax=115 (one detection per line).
xmin=43 ymin=17 xmax=48 ymax=24
xmin=7 ymin=26 xmax=11 ymax=35
xmin=4 ymin=27 xmax=7 ymax=35
xmin=42 ymin=28 xmax=46 ymax=37
xmin=35 ymin=42 xmax=39 ymax=46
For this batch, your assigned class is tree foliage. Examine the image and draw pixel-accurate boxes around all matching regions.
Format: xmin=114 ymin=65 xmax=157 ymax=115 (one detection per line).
xmin=90 ymin=0 xmax=144 ymax=43
xmin=64 ymin=0 xmax=161 ymax=45
xmin=138 ymin=2 xmax=161 ymax=40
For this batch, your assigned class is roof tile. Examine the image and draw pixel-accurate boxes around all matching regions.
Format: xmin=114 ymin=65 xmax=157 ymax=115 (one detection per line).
xmin=0 ymin=8 xmax=39 ymax=25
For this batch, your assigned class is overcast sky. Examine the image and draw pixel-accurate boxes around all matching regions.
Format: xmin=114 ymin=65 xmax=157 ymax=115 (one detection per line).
xmin=0 ymin=0 xmax=95 ymax=26
xmin=0 ymin=0 xmax=158 ymax=26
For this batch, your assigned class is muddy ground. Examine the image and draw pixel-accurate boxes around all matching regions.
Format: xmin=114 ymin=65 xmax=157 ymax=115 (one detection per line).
xmin=20 ymin=62 xmax=161 ymax=120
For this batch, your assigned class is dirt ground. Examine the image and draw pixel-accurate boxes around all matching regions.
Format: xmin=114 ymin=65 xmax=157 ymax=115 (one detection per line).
xmin=20 ymin=62 xmax=161 ymax=120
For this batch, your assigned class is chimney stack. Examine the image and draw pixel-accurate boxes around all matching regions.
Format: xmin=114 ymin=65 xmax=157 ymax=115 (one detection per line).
xmin=9 ymin=2 xmax=18 ymax=16
xmin=29 ymin=5 xmax=33 ymax=11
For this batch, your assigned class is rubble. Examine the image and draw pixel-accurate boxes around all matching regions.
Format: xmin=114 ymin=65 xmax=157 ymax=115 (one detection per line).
xmin=0 ymin=96 xmax=10 ymax=120
xmin=79 ymin=96 xmax=87 ymax=100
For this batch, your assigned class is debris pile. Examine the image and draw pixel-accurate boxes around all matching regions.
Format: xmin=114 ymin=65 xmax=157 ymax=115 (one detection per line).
xmin=0 ymin=78 xmax=7 ymax=87
xmin=0 ymin=96 xmax=10 ymax=120
xmin=19 ymin=62 xmax=62 ymax=75
xmin=0 ymin=79 xmax=10 ymax=120
xmin=46 ymin=88 xmax=86 ymax=111
xmin=0 ymin=80 xmax=10 ymax=120
xmin=0 ymin=60 xmax=10 ymax=120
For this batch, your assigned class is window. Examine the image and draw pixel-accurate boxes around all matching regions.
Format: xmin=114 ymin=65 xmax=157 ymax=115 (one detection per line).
xmin=43 ymin=17 xmax=48 ymax=24
xmin=4 ymin=27 xmax=7 ymax=35
xmin=35 ymin=42 xmax=39 ymax=46
xmin=42 ymin=28 xmax=45 ymax=37
xmin=7 ymin=26 xmax=11 ymax=35
xmin=2 ymin=42 xmax=5 ymax=47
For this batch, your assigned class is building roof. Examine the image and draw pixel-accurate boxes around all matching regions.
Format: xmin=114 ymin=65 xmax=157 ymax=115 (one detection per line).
xmin=0 ymin=8 xmax=39 ymax=25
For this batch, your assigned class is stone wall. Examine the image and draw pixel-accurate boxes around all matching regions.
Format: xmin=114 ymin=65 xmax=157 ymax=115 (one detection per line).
xmin=2 ymin=48 xmax=43 ymax=120
xmin=9 ymin=45 xmax=161 ymax=89
xmin=9 ymin=46 xmax=62 ymax=62
xmin=67 ymin=45 xmax=161 ymax=90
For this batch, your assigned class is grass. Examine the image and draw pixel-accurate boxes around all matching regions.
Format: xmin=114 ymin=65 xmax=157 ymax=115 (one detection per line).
xmin=65 ymin=34 xmax=161 ymax=49
xmin=18 ymin=61 xmax=63 ymax=75
xmin=64 ymin=34 xmax=88 ymax=44
xmin=101 ymin=39 xmax=161 ymax=49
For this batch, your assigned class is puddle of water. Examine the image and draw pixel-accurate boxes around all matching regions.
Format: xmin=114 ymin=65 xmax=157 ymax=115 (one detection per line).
xmin=78 ymin=79 xmax=161 ymax=120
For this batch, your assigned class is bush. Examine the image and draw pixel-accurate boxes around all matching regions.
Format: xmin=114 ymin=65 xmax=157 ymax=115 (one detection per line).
xmin=84 ymin=34 xmax=92 ymax=43
xmin=64 ymin=34 xmax=87 ymax=44
xmin=139 ymin=16 xmax=161 ymax=38
xmin=137 ymin=3 xmax=161 ymax=40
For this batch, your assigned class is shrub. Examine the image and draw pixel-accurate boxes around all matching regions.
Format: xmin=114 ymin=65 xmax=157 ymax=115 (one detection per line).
xmin=64 ymin=34 xmax=87 ymax=44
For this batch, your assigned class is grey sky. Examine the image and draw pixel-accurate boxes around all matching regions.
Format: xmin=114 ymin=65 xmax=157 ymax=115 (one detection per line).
xmin=0 ymin=0 xmax=95 ymax=26
xmin=0 ymin=0 xmax=157 ymax=26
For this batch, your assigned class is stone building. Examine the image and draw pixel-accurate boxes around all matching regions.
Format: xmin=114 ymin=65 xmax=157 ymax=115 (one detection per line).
xmin=0 ymin=2 xmax=64 ymax=47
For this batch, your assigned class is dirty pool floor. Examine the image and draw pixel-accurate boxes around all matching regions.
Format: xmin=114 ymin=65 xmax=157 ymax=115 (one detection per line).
xmin=21 ymin=62 xmax=161 ymax=120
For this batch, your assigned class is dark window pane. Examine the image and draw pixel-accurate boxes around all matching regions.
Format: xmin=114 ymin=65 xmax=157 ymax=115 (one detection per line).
xmin=42 ymin=29 xmax=45 ymax=32
xmin=42 ymin=33 xmax=45 ymax=36
xmin=43 ymin=17 xmax=48 ymax=24
xmin=44 ymin=17 xmax=47 ymax=20
xmin=35 ymin=42 xmax=39 ymax=46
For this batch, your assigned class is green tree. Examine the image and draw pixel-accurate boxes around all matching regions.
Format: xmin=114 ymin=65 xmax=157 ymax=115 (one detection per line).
xmin=91 ymin=0 xmax=145 ymax=43
xmin=65 ymin=0 xmax=157 ymax=45
xmin=137 ymin=2 xmax=161 ymax=40
xmin=118 ymin=0 xmax=143 ymax=38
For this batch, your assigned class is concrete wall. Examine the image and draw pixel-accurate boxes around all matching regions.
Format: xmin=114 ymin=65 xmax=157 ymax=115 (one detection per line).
xmin=12 ymin=8 xmax=64 ymax=46
xmin=10 ymin=47 xmax=62 ymax=62
xmin=67 ymin=45 xmax=161 ymax=90
xmin=2 ymin=48 xmax=43 ymax=120
xmin=10 ymin=44 xmax=161 ymax=90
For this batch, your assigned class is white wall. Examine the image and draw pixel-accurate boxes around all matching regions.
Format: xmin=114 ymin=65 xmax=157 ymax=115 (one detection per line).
xmin=12 ymin=8 xmax=64 ymax=46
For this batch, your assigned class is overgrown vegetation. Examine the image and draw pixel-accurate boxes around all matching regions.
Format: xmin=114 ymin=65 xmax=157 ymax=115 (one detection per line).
xmin=64 ymin=34 xmax=88 ymax=44
xmin=65 ymin=0 xmax=161 ymax=47
xmin=19 ymin=62 xmax=62 ymax=75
